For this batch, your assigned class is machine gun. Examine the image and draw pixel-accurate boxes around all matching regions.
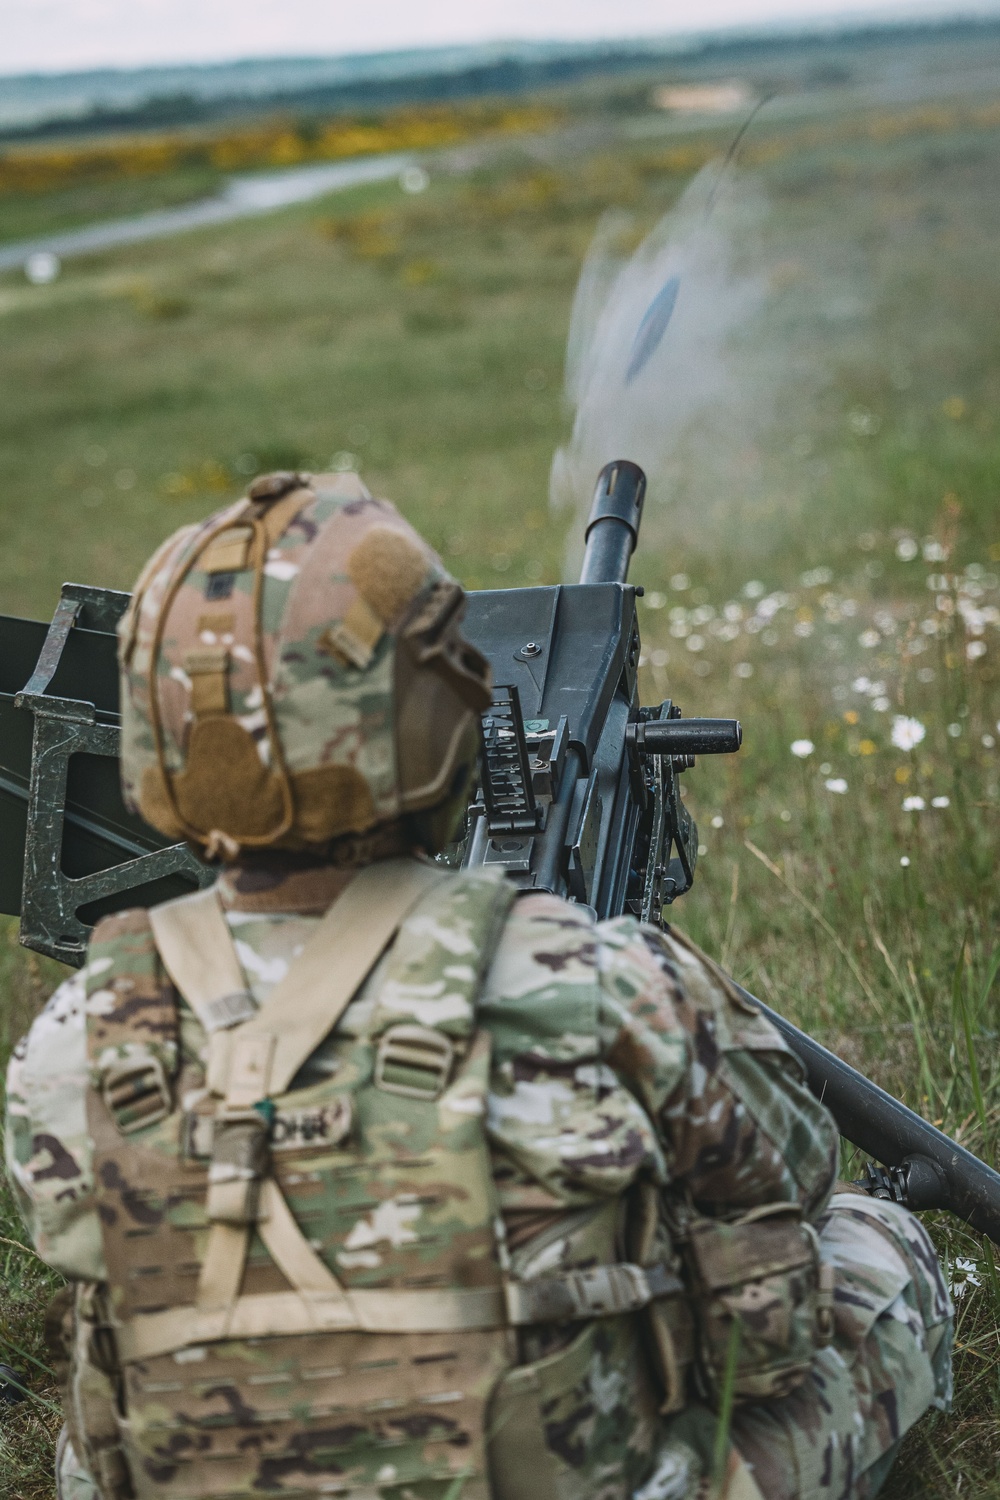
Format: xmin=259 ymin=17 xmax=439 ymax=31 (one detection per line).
xmin=1 ymin=462 xmax=999 ymax=1247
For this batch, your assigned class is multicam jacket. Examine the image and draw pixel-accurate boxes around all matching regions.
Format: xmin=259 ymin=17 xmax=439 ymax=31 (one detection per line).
xmin=6 ymin=860 xmax=843 ymax=1500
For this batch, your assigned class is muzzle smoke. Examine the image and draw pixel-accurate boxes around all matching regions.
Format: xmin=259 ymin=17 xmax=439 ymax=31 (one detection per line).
xmin=550 ymin=162 xmax=850 ymax=576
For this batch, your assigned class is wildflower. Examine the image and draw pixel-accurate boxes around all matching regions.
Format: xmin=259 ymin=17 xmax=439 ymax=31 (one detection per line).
xmin=895 ymin=766 xmax=910 ymax=784
xmin=710 ymin=814 xmax=724 ymax=829
xmin=800 ymin=566 xmax=834 ymax=587
xmin=820 ymin=762 xmax=832 ymax=774
xmin=931 ymin=796 xmax=950 ymax=809
xmin=859 ymin=629 xmax=880 ymax=649
xmin=743 ymin=580 xmax=765 ymax=599
xmin=949 ymin=1257 xmax=981 ymax=1298
xmin=685 ymin=635 xmax=705 ymax=652
xmin=843 ymin=709 xmax=859 ymax=725
xmin=859 ymin=739 xmax=877 ymax=756
xmin=793 ymin=620 xmax=814 ymax=638
xmin=872 ymin=697 xmax=890 ymax=712
xmin=645 ymin=592 xmax=666 ymax=609
xmin=825 ymin=778 xmax=848 ymax=794
xmin=734 ymin=662 xmax=753 ymax=678
xmin=891 ymin=716 xmax=926 ymax=751
xmin=896 ymin=537 xmax=919 ymax=561
xmin=650 ymin=649 xmax=669 ymax=668
xmin=967 ymin=641 xmax=987 ymax=660
xmin=670 ymin=573 xmax=690 ymax=591
xmin=780 ymin=810 xmax=792 ymax=822
xmin=790 ymin=739 xmax=814 ymax=758
xmin=852 ymin=676 xmax=872 ymax=693
xmin=900 ymin=856 xmax=911 ymax=867
xmin=923 ymin=539 xmax=948 ymax=562
xmin=947 ymin=723 xmax=962 ymax=738
xmin=902 ymin=796 xmax=926 ymax=811
xmin=983 ymin=735 xmax=996 ymax=749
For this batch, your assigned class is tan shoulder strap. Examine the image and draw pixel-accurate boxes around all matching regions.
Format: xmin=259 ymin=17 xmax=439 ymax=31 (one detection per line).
xmin=150 ymin=857 xmax=449 ymax=1100
xmin=149 ymin=887 xmax=256 ymax=1034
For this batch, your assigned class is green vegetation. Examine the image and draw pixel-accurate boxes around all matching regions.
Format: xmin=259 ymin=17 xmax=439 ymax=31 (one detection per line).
xmin=1 ymin=37 xmax=1000 ymax=1497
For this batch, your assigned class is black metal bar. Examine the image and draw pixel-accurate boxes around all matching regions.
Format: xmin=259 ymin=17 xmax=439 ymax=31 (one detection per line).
xmin=743 ymin=986 xmax=1000 ymax=1246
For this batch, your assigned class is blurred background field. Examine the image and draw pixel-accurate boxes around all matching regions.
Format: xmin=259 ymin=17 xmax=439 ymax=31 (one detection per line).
xmin=1 ymin=19 xmax=1000 ymax=1498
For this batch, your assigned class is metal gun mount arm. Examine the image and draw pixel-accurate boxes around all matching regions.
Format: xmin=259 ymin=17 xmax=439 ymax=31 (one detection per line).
xmin=0 ymin=583 xmax=207 ymax=965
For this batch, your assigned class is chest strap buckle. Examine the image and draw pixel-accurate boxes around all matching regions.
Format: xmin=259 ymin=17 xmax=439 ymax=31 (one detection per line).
xmin=206 ymin=1107 xmax=271 ymax=1224
xmin=375 ymin=1024 xmax=455 ymax=1099
xmin=102 ymin=1054 xmax=172 ymax=1135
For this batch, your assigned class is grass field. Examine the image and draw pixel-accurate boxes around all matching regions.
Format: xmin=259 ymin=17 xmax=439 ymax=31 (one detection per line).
xmin=1 ymin=36 xmax=1000 ymax=1498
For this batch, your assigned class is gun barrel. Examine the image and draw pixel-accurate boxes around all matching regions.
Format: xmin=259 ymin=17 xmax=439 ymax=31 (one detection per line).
xmin=579 ymin=461 xmax=647 ymax=585
xmin=632 ymin=718 xmax=742 ymax=757
xmin=749 ymin=988 xmax=1000 ymax=1246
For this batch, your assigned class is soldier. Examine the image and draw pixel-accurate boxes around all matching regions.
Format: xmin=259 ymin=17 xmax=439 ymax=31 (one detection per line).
xmin=6 ymin=470 xmax=951 ymax=1500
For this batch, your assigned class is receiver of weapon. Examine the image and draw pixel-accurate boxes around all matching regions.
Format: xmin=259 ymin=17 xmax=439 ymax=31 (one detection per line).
xmin=1 ymin=461 xmax=999 ymax=1245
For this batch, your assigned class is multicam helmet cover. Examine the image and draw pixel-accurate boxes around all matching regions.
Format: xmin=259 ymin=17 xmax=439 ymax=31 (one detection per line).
xmin=118 ymin=471 xmax=491 ymax=856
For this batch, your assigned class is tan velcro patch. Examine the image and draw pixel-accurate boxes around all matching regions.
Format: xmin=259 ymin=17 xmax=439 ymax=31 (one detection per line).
xmin=172 ymin=718 xmax=287 ymax=840
xmin=199 ymin=526 xmax=253 ymax=574
xmin=321 ymin=596 xmax=384 ymax=670
xmin=347 ymin=526 xmax=433 ymax=626
xmin=197 ymin=612 xmax=235 ymax=637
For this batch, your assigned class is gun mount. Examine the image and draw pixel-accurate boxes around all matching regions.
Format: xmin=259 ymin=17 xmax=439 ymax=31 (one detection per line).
xmin=1 ymin=461 xmax=999 ymax=1246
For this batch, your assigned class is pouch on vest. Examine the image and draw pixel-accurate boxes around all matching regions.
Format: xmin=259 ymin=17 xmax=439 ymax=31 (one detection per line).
xmin=46 ymin=1283 xmax=134 ymax=1500
xmin=678 ymin=1202 xmax=834 ymax=1406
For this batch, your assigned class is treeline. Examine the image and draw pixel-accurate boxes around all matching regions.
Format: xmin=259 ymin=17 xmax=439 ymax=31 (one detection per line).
xmin=3 ymin=47 xmax=668 ymax=144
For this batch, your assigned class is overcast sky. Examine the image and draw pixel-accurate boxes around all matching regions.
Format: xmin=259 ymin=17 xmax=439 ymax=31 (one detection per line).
xmin=2 ymin=0 xmax=991 ymax=74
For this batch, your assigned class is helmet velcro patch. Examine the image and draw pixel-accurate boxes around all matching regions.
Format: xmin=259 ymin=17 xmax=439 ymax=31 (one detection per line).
xmin=347 ymin=527 xmax=433 ymax=626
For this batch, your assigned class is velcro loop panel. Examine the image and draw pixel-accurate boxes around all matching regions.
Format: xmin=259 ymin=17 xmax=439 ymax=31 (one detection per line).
xmin=200 ymin=526 xmax=253 ymax=574
xmin=375 ymin=1023 xmax=455 ymax=1098
xmin=101 ymin=1054 xmax=172 ymax=1135
xmin=505 ymin=1263 xmax=684 ymax=1326
xmin=322 ymin=595 xmax=385 ymax=670
xmin=184 ymin=646 xmax=230 ymax=718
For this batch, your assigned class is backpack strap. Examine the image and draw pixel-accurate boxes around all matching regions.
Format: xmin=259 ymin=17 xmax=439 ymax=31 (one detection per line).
xmin=149 ymin=857 xmax=452 ymax=1320
xmin=151 ymin=856 xmax=449 ymax=1098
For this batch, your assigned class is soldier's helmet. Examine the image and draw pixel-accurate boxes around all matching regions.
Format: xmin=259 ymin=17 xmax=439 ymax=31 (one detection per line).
xmin=118 ymin=470 xmax=491 ymax=859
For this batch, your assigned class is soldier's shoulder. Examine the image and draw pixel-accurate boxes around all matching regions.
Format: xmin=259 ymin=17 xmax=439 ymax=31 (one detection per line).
xmin=89 ymin=905 xmax=155 ymax=944
xmin=85 ymin=904 xmax=160 ymax=985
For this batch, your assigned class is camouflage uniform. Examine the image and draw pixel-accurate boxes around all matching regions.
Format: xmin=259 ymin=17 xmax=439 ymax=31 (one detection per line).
xmin=6 ymin=866 xmax=952 ymax=1500
xmin=3 ymin=473 xmax=952 ymax=1499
